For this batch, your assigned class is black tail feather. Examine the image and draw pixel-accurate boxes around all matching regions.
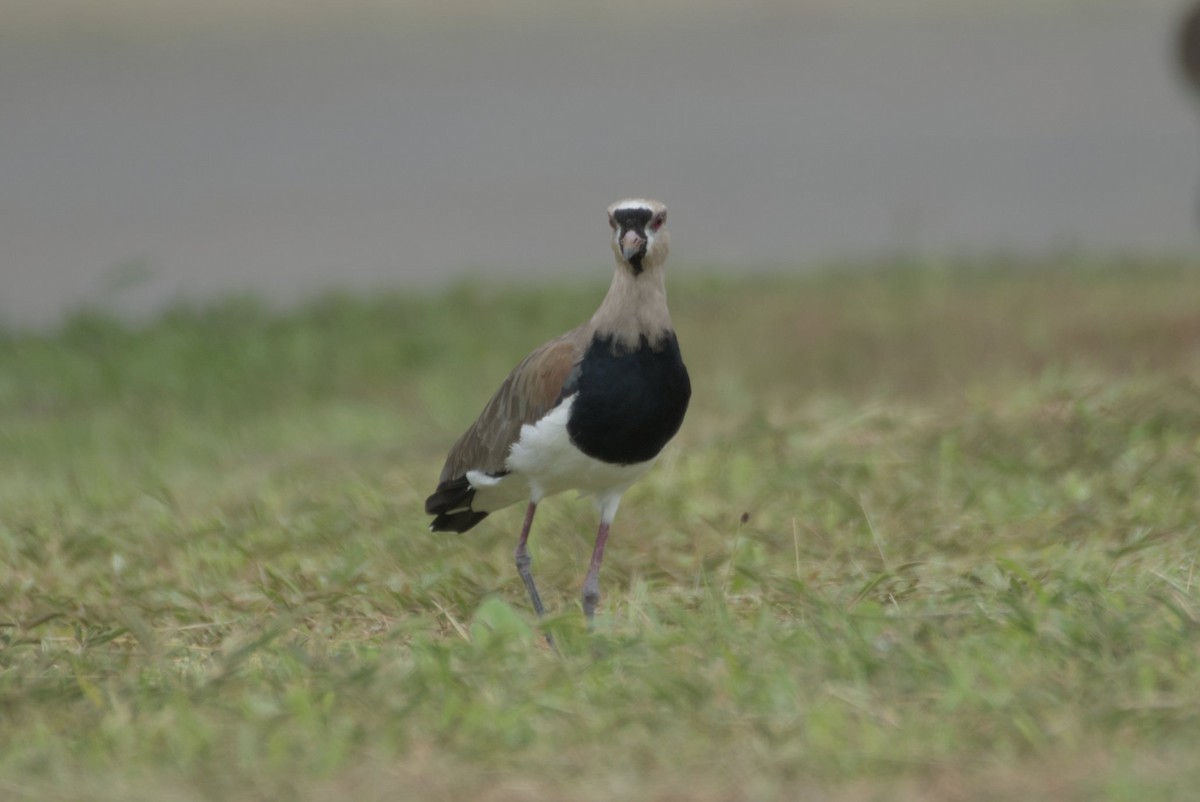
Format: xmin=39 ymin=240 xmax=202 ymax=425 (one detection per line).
xmin=424 ymin=475 xmax=473 ymax=515
xmin=430 ymin=509 xmax=489 ymax=533
xmin=425 ymin=475 xmax=489 ymax=533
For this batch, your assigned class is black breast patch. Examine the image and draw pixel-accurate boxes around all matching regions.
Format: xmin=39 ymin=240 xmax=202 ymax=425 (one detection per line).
xmin=566 ymin=332 xmax=691 ymax=465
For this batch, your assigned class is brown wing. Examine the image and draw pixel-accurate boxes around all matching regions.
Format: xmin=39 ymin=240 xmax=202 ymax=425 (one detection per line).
xmin=437 ymin=329 xmax=586 ymax=484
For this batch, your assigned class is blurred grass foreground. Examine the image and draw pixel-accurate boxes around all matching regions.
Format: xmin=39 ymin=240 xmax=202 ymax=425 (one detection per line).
xmin=1 ymin=258 xmax=1199 ymax=801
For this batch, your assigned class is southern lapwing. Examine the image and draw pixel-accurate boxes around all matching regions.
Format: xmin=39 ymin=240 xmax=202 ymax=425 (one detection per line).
xmin=425 ymin=198 xmax=690 ymax=622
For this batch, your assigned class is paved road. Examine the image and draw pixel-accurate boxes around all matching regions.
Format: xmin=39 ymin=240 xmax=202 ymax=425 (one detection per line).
xmin=0 ymin=1 xmax=1195 ymax=326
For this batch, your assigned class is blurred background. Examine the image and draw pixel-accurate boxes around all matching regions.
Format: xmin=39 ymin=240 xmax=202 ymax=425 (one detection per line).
xmin=0 ymin=0 xmax=1195 ymax=328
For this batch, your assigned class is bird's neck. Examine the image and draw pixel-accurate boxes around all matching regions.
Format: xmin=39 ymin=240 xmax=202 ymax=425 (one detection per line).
xmin=590 ymin=263 xmax=672 ymax=351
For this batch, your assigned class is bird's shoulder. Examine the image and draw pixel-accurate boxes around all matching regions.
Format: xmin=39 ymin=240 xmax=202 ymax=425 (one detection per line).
xmin=438 ymin=326 xmax=589 ymax=481
xmin=508 ymin=329 xmax=587 ymax=411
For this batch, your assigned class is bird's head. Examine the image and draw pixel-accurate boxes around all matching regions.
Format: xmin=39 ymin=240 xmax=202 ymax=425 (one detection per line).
xmin=607 ymin=198 xmax=668 ymax=275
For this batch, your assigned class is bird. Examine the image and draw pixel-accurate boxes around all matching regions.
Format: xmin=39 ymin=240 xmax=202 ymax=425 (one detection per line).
xmin=1180 ymin=1 xmax=1200 ymax=92
xmin=425 ymin=198 xmax=691 ymax=623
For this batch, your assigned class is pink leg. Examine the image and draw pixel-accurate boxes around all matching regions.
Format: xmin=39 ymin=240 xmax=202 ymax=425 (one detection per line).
xmin=513 ymin=501 xmax=546 ymax=617
xmin=581 ymin=520 xmax=611 ymax=623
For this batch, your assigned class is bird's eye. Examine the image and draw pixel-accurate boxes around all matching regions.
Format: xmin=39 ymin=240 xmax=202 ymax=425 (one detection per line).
xmin=650 ymin=212 xmax=666 ymax=231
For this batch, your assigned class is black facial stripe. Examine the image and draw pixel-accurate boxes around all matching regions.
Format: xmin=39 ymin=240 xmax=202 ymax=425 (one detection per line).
xmin=613 ymin=207 xmax=651 ymax=273
xmin=612 ymin=208 xmax=653 ymax=229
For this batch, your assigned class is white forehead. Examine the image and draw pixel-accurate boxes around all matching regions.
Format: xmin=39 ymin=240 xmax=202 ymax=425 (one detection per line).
xmin=607 ymin=198 xmax=666 ymax=216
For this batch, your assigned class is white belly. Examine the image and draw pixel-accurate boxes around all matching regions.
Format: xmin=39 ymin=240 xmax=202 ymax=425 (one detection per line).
xmin=468 ymin=396 xmax=657 ymax=513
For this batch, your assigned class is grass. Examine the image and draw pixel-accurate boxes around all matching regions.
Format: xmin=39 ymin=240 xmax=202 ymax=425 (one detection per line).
xmin=1 ymin=256 xmax=1199 ymax=800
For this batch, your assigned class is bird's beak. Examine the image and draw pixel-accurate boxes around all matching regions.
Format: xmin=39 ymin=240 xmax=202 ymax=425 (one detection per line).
xmin=620 ymin=229 xmax=646 ymax=261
